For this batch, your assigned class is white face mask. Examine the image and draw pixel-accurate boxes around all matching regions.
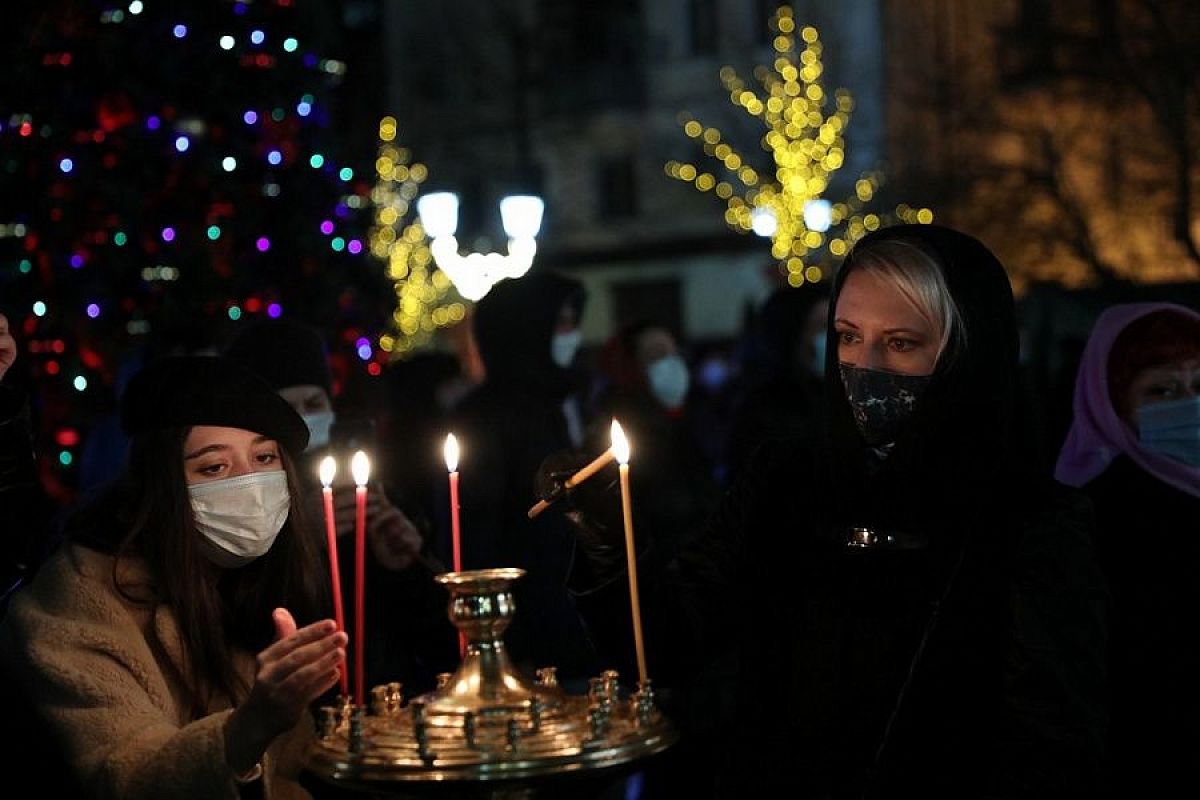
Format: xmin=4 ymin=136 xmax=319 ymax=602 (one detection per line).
xmin=188 ymin=470 xmax=291 ymax=568
xmin=302 ymin=410 xmax=335 ymax=451
xmin=551 ymin=329 xmax=582 ymax=368
xmin=646 ymin=354 xmax=690 ymax=409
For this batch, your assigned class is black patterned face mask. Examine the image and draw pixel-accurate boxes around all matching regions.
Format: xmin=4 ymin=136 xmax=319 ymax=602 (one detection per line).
xmin=839 ymin=364 xmax=932 ymax=446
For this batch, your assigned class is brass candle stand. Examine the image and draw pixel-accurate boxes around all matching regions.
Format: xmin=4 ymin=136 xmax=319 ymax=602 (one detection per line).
xmin=306 ymin=568 xmax=676 ymax=794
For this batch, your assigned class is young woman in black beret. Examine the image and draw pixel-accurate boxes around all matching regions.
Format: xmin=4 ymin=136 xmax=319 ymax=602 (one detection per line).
xmin=0 ymin=355 xmax=344 ymax=799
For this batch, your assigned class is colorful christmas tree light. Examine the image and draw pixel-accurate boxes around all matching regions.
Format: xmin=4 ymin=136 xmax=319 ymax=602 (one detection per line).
xmin=0 ymin=1 xmax=377 ymax=491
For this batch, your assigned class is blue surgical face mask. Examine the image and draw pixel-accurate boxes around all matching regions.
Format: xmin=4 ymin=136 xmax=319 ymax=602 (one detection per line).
xmin=551 ymin=330 xmax=582 ymax=368
xmin=646 ymin=354 xmax=690 ymax=409
xmin=1136 ymin=396 xmax=1200 ymax=467
xmin=302 ymin=410 xmax=335 ymax=451
xmin=699 ymin=357 xmax=730 ymax=391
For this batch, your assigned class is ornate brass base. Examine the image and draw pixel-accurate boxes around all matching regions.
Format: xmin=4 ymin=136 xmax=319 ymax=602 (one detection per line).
xmin=306 ymin=568 xmax=676 ymax=793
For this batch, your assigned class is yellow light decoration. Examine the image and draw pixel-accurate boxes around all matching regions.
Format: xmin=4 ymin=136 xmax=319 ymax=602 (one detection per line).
xmin=669 ymin=5 xmax=933 ymax=284
xmin=369 ymin=116 xmax=465 ymax=358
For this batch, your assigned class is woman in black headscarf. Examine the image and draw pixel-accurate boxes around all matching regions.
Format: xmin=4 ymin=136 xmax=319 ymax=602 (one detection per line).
xmin=567 ymin=225 xmax=1108 ymax=799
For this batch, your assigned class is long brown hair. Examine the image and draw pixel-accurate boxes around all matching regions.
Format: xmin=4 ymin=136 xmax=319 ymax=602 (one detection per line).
xmin=101 ymin=426 xmax=329 ymax=714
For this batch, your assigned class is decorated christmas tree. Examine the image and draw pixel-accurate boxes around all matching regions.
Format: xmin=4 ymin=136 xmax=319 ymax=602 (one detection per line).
xmin=0 ymin=0 xmax=381 ymax=492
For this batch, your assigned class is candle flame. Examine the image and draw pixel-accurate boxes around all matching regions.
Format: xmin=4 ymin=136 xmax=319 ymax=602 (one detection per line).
xmin=444 ymin=433 xmax=460 ymax=473
xmin=610 ymin=419 xmax=630 ymax=465
xmin=318 ymin=455 xmax=337 ymax=488
xmin=350 ymin=450 xmax=371 ymax=486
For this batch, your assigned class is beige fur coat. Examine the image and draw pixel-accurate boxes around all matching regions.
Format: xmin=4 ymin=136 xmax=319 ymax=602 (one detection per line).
xmin=0 ymin=543 xmax=315 ymax=799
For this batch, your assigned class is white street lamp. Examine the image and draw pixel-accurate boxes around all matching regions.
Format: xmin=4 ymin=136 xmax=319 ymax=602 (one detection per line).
xmin=417 ymin=191 xmax=545 ymax=301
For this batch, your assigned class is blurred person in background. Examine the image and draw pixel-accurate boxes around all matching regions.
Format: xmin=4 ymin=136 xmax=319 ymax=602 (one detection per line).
xmin=0 ymin=309 xmax=59 ymax=607
xmin=724 ymin=283 xmax=831 ymax=485
xmin=451 ymin=272 xmax=600 ymax=686
xmin=1055 ymin=301 xmax=1200 ymax=798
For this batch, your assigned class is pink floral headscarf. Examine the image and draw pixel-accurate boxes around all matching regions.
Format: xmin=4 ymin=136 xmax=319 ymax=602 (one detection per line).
xmin=1054 ymin=302 xmax=1200 ymax=499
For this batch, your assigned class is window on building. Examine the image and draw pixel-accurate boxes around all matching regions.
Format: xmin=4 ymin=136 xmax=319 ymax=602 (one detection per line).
xmin=755 ymin=0 xmax=777 ymax=45
xmin=595 ymin=157 xmax=638 ymax=220
xmin=688 ymin=0 xmax=718 ymax=56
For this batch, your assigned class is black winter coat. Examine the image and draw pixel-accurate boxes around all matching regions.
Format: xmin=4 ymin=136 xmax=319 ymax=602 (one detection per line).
xmin=1083 ymin=455 xmax=1199 ymax=798
xmin=574 ymin=225 xmax=1109 ymax=799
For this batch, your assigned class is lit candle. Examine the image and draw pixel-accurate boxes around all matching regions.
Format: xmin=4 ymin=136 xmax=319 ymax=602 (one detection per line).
xmin=350 ymin=450 xmax=371 ymax=706
xmin=319 ymin=456 xmax=349 ymax=698
xmin=610 ymin=419 xmax=648 ymax=688
xmin=443 ymin=433 xmax=462 ymax=573
xmin=443 ymin=433 xmax=467 ymax=657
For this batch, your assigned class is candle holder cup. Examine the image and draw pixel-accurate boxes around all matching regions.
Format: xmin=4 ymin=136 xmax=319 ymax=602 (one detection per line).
xmin=306 ymin=567 xmax=676 ymax=790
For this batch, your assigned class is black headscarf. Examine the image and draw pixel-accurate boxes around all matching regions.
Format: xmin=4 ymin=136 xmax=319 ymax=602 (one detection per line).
xmin=823 ymin=224 xmax=1022 ymax=533
xmin=472 ymin=272 xmax=586 ymax=400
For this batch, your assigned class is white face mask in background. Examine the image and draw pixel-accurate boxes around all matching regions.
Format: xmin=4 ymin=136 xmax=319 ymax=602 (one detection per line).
xmin=302 ymin=410 xmax=335 ymax=451
xmin=189 ymin=470 xmax=291 ymax=568
xmin=647 ymin=354 xmax=690 ymax=409
xmin=551 ymin=329 xmax=583 ymax=368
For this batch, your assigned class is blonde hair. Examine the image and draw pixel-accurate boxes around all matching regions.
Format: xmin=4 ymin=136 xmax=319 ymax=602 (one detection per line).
xmin=848 ymin=238 xmax=965 ymax=364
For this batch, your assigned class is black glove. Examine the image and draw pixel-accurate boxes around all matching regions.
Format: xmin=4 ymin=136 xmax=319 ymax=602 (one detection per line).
xmin=534 ymin=450 xmax=626 ymax=588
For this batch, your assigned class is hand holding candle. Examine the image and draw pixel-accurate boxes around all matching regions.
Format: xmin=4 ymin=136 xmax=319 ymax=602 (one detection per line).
xmin=526 ymin=447 xmax=616 ymax=518
xmin=350 ymin=450 xmax=371 ymax=706
xmin=319 ymin=456 xmax=349 ymax=698
xmin=610 ymin=419 xmax=648 ymax=688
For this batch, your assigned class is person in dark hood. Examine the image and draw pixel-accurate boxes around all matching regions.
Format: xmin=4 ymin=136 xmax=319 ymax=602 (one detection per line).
xmin=725 ymin=282 xmax=831 ymax=484
xmin=561 ymin=225 xmax=1108 ymax=798
xmin=580 ymin=320 xmax=720 ymax=615
xmin=451 ymin=271 xmax=600 ymax=686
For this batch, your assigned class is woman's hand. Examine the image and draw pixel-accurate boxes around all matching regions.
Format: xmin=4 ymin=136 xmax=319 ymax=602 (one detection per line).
xmin=225 ymin=609 xmax=346 ymax=776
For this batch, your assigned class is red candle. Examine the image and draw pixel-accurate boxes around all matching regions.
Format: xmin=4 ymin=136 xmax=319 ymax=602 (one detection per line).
xmin=444 ymin=434 xmax=462 ymax=573
xmin=318 ymin=456 xmax=348 ymax=698
xmin=444 ymin=434 xmax=466 ymax=657
xmin=350 ymin=450 xmax=371 ymax=706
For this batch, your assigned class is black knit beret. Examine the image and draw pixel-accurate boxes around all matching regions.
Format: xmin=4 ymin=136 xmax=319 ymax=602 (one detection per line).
xmin=224 ymin=318 xmax=333 ymax=393
xmin=120 ymin=355 xmax=309 ymax=456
